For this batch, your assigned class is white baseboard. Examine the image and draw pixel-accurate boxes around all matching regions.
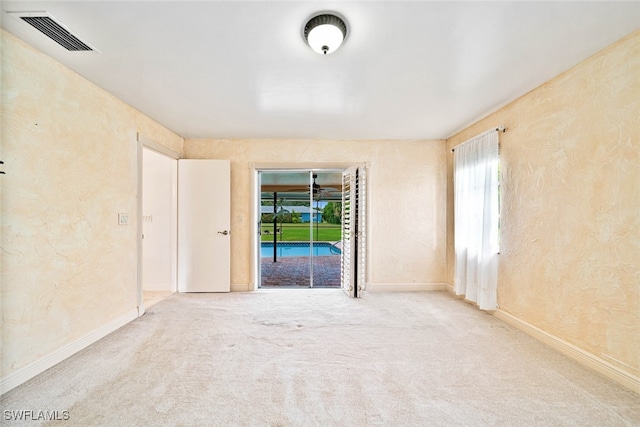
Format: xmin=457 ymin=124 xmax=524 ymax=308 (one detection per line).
xmin=142 ymin=284 xmax=173 ymax=292
xmin=0 ymin=308 xmax=139 ymax=395
xmin=493 ymin=309 xmax=640 ymax=394
xmin=366 ymin=283 xmax=447 ymax=292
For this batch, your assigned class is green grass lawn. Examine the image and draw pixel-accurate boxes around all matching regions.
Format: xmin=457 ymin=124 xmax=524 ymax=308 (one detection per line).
xmin=260 ymin=223 xmax=341 ymax=242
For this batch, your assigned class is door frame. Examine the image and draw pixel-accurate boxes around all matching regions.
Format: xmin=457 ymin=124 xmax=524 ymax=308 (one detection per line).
xmin=249 ymin=162 xmax=370 ymax=292
xmin=136 ymin=134 xmax=181 ymax=317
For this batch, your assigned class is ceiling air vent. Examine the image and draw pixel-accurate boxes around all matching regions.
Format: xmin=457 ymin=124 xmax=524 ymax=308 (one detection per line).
xmin=7 ymin=11 xmax=97 ymax=52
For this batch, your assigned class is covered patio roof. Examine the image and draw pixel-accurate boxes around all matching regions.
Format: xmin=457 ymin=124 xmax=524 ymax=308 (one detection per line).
xmin=260 ymin=171 xmax=343 ymax=201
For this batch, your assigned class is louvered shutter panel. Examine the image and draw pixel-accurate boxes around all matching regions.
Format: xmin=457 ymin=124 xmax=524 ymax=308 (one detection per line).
xmin=341 ymin=169 xmax=354 ymax=297
xmin=341 ymin=166 xmax=366 ymax=298
xmin=356 ymin=167 xmax=366 ymax=293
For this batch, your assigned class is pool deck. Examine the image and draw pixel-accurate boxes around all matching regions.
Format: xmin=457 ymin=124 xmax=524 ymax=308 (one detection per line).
xmin=260 ymin=255 xmax=341 ymax=288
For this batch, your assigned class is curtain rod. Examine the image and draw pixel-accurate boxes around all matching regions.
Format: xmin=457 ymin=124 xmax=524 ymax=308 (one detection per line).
xmin=451 ymin=126 xmax=506 ymax=152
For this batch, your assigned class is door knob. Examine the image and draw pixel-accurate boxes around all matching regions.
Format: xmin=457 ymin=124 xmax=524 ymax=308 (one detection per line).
xmin=217 ymin=230 xmax=229 ymax=235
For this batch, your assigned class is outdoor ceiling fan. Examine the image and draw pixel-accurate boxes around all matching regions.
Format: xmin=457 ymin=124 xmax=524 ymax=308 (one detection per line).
xmin=273 ymin=174 xmax=340 ymax=199
xmin=310 ymin=174 xmax=335 ymax=198
xmin=311 ymin=174 xmax=321 ymax=196
xmin=309 ymin=174 xmax=343 ymax=200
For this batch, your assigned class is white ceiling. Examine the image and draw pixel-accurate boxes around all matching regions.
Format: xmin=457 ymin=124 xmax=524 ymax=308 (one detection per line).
xmin=2 ymin=1 xmax=639 ymax=140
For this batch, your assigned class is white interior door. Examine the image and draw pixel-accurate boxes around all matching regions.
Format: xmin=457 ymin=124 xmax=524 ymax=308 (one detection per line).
xmin=142 ymin=148 xmax=177 ymax=292
xmin=341 ymin=166 xmax=366 ymax=298
xmin=178 ymin=159 xmax=231 ymax=292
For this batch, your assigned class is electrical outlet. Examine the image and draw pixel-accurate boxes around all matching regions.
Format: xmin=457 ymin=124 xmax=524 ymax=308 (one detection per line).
xmin=118 ymin=213 xmax=129 ymax=225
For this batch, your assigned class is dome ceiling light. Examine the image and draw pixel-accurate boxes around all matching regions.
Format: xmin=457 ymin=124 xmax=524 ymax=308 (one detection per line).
xmin=303 ymin=13 xmax=348 ymax=55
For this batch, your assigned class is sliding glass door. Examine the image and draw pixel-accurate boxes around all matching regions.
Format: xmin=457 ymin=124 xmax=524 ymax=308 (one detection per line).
xmin=310 ymin=171 xmax=343 ymax=288
xmin=258 ymin=170 xmax=343 ymax=289
xmin=259 ymin=171 xmax=311 ymax=287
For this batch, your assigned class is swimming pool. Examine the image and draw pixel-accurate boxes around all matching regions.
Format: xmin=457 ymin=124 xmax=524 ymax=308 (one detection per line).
xmin=261 ymin=242 xmax=341 ymax=257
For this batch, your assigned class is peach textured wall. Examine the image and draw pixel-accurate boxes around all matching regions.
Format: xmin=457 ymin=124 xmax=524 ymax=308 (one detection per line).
xmin=446 ymin=30 xmax=640 ymax=376
xmin=0 ymin=31 xmax=183 ymax=379
xmin=184 ymin=139 xmax=447 ymax=291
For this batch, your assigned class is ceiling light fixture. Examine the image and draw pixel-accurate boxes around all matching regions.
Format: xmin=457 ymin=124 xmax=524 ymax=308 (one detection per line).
xmin=303 ymin=13 xmax=348 ymax=55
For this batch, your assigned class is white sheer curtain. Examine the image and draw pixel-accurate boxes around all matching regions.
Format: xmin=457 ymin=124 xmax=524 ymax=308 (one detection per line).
xmin=453 ymin=130 xmax=499 ymax=310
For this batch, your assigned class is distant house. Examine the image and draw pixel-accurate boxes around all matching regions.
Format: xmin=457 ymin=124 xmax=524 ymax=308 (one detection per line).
xmin=260 ymin=205 xmax=323 ymax=223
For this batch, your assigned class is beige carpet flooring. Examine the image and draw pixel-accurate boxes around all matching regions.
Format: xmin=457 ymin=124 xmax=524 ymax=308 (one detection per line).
xmin=143 ymin=291 xmax=174 ymax=309
xmin=2 ymin=290 xmax=639 ymax=426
